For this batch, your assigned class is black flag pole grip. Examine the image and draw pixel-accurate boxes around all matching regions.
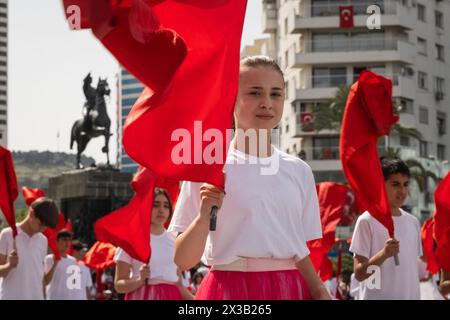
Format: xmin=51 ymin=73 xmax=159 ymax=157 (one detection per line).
xmin=394 ymin=253 xmax=399 ymax=266
xmin=210 ymin=206 xmax=218 ymax=231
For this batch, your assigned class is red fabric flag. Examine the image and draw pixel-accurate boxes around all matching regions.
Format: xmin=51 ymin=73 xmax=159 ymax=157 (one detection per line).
xmin=0 ymin=146 xmax=18 ymax=237
xmin=63 ymin=0 xmax=246 ymax=264
xmin=61 ymin=0 xmax=245 ymax=189
xmin=420 ymin=218 xmax=439 ymax=274
xmin=43 ymin=213 xmax=68 ymax=260
xmin=340 ymin=70 xmax=399 ymax=238
xmin=82 ymin=241 xmax=116 ymax=270
xmin=94 ymin=168 xmax=156 ymax=263
xmin=308 ymin=182 xmax=349 ymax=280
xmin=21 ymin=186 xmax=45 ymax=206
xmin=434 ymin=172 xmax=450 ymax=272
xmin=339 ymin=6 xmax=354 ymax=28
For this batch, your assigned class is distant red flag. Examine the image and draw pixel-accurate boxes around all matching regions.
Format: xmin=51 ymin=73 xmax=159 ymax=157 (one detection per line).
xmin=95 ymin=168 xmax=156 ymax=263
xmin=340 ymin=71 xmax=398 ymax=238
xmin=82 ymin=241 xmax=116 ymax=270
xmin=308 ymin=182 xmax=348 ymax=280
xmin=43 ymin=213 xmax=68 ymax=260
xmin=21 ymin=187 xmax=45 ymax=206
xmin=339 ymin=6 xmax=354 ymax=28
xmin=0 ymin=146 xmax=18 ymax=237
xmin=421 ymin=218 xmax=439 ymax=275
xmin=434 ymin=172 xmax=450 ymax=272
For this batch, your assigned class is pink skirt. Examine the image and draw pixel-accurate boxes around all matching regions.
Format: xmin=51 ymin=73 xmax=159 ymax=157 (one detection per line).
xmin=195 ymin=270 xmax=311 ymax=300
xmin=125 ymin=283 xmax=183 ymax=300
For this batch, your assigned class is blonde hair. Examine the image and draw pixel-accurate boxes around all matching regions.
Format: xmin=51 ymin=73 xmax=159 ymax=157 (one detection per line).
xmin=240 ymin=55 xmax=284 ymax=82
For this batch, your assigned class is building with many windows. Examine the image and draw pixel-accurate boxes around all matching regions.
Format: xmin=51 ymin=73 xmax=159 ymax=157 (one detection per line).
xmin=262 ymin=0 xmax=450 ymax=220
xmin=117 ymin=68 xmax=143 ymax=174
xmin=0 ymin=0 xmax=7 ymax=146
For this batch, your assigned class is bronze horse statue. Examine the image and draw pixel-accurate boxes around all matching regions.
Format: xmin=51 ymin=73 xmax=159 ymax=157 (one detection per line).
xmin=71 ymin=74 xmax=112 ymax=169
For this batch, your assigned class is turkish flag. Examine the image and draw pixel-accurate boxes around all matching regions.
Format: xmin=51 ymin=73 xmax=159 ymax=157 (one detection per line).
xmin=421 ymin=218 xmax=439 ymax=275
xmin=82 ymin=241 xmax=116 ymax=270
xmin=308 ymin=182 xmax=349 ymax=281
xmin=339 ymin=6 xmax=354 ymax=28
xmin=340 ymin=71 xmax=398 ymax=238
xmin=0 ymin=146 xmax=18 ymax=237
xmin=434 ymin=172 xmax=450 ymax=272
xmin=21 ymin=187 xmax=45 ymax=206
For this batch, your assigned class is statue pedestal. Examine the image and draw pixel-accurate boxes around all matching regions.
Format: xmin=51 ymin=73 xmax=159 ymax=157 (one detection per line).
xmin=48 ymin=166 xmax=134 ymax=246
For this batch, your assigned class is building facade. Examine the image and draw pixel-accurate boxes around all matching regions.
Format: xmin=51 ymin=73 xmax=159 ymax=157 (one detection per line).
xmin=0 ymin=0 xmax=7 ymax=146
xmin=117 ymin=68 xmax=143 ymax=174
xmin=262 ymin=0 xmax=450 ymax=220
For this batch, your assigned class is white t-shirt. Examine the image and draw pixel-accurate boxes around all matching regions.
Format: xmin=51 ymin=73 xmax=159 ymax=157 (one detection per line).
xmin=114 ymin=231 xmax=178 ymax=283
xmin=168 ymin=146 xmax=323 ymax=266
xmin=0 ymin=226 xmax=48 ymax=300
xmin=349 ymin=209 xmax=422 ymax=300
xmin=45 ymin=254 xmax=89 ymax=300
xmin=79 ymin=262 xmax=93 ymax=300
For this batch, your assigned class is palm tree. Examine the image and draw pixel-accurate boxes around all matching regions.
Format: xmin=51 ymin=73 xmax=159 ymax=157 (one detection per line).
xmin=311 ymin=84 xmax=350 ymax=133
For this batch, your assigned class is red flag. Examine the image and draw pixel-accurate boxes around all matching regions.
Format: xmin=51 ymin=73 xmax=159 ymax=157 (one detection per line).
xmin=63 ymin=0 xmax=246 ymax=264
xmin=21 ymin=186 xmax=45 ymax=206
xmin=340 ymin=71 xmax=398 ymax=238
xmin=61 ymin=0 xmax=245 ymax=189
xmin=434 ymin=172 xmax=450 ymax=272
xmin=95 ymin=168 xmax=156 ymax=263
xmin=0 ymin=146 xmax=18 ymax=237
xmin=82 ymin=241 xmax=116 ymax=270
xmin=308 ymin=182 xmax=348 ymax=280
xmin=42 ymin=213 xmax=68 ymax=260
xmin=339 ymin=6 xmax=354 ymax=28
xmin=420 ymin=218 xmax=439 ymax=274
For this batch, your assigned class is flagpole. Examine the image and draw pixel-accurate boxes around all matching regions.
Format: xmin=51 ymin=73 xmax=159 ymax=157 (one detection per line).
xmin=209 ymin=206 xmax=218 ymax=231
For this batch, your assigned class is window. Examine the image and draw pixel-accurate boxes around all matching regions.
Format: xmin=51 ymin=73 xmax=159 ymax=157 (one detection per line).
xmin=437 ymin=111 xmax=447 ymax=135
xmin=313 ymin=136 xmax=340 ymax=160
xmin=400 ymin=136 xmax=410 ymax=147
xmin=0 ymin=119 xmax=6 ymax=125
xmin=435 ymin=10 xmax=444 ymax=29
xmin=285 ymin=124 xmax=289 ymax=133
xmin=284 ymin=17 xmax=288 ymax=36
xmin=418 ymin=72 xmax=428 ymax=89
xmin=418 ymin=4 xmax=426 ymax=22
xmin=417 ymin=37 xmax=427 ymax=55
xmin=420 ymin=141 xmax=428 ymax=157
xmin=419 ymin=107 xmax=429 ymax=124
xmin=397 ymin=98 xmax=414 ymax=114
xmin=434 ymin=77 xmax=445 ymax=100
xmin=313 ymin=67 xmax=346 ymax=88
xmin=436 ymin=44 xmax=445 ymax=62
xmin=0 ymin=109 xmax=5 ymax=115
xmin=437 ymin=144 xmax=446 ymax=161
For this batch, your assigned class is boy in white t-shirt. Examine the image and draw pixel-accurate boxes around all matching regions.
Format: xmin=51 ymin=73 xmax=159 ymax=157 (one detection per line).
xmin=44 ymin=229 xmax=82 ymax=300
xmin=0 ymin=198 xmax=59 ymax=300
xmin=350 ymin=157 xmax=422 ymax=300
xmin=71 ymin=240 xmax=93 ymax=300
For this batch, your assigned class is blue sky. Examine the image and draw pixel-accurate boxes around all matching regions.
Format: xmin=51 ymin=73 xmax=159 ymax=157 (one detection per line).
xmin=8 ymin=0 xmax=266 ymax=163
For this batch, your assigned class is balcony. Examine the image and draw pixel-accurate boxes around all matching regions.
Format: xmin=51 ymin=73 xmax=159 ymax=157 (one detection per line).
xmin=291 ymin=39 xmax=415 ymax=67
xmin=290 ymin=0 xmax=414 ymax=32
xmin=262 ymin=0 xmax=277 ymax=33
xmin=298 ymin=146 xmax=342 ymax=171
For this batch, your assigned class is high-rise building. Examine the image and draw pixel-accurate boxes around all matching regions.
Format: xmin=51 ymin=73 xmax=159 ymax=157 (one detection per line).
xmin=262 ymin=0 xmax=450 ymax=219
xmin=117 ymin=68 xmax=143 ymax=174
xmin=0 ymin=0 xmax=7 ymax=147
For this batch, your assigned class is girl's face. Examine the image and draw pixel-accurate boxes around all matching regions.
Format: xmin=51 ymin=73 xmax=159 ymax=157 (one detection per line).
xmin=151 ymin=194 xmax=171 ymax=227
xmin=234 ymin=66 xmax=285 ymax=131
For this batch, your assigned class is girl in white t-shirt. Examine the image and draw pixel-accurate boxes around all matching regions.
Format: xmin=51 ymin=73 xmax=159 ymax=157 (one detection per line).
xmin=169 ymin=56 xmax=331 ymax=300
xmin=114 ymin=188 xmax=193 ymax=300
